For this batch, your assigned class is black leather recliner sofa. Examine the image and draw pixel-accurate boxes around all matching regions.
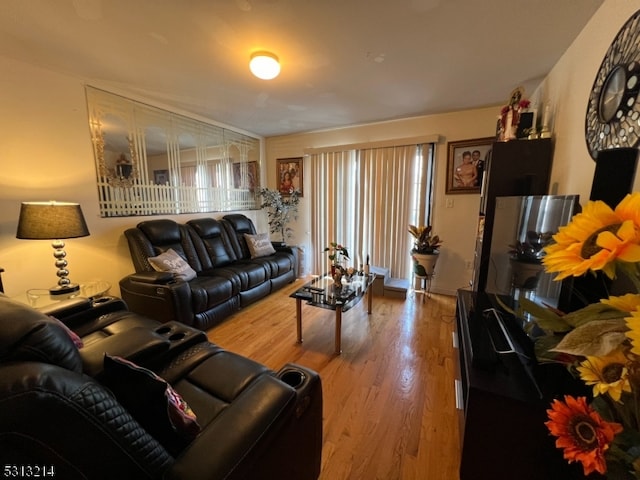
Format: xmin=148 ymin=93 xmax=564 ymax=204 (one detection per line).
xmin=120 ymin=214 xmax=296 ymax=331
xmin=0 ymin=294 xmax=322 ymax=479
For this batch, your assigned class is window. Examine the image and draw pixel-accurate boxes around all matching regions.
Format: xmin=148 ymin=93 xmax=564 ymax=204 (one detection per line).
xmin=309 ymin=142 xmax=435 ymax=279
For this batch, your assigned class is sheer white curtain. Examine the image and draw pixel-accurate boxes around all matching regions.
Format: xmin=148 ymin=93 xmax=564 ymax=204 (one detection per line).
xmin=309 ymin=143 xmax=433 ymax=279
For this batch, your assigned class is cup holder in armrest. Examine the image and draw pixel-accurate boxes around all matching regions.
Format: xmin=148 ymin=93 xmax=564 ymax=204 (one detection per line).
xmin=280 ymin=369 xmax=306 ymax=389
xmin=276 ymin=365 xmax=318 ymax=391
xmin=154 ymin=321 xmax=207 ymax=354
xmin=276 ymin=363 xmax=321 ymax=419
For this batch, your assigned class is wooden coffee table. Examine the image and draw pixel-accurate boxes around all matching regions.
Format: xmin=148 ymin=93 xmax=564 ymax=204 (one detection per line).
xmin=290 ymin=274 xmax=374 ymax=354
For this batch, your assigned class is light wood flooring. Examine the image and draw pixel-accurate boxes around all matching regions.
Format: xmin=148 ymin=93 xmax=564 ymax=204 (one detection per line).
xmin=206 ymin=278 xmax=460 ymax=480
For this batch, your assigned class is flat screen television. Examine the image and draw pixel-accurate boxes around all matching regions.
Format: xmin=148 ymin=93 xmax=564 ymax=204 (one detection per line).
xmin=484 ymin=194 xmax=579 ymax=311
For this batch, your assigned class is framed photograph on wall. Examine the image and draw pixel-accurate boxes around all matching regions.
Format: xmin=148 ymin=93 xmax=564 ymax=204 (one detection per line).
xmin=232 ymin=161 xmax=258 ymax=192
xmin=446 ymin=137 xmax=494 ymax=194
xmin=276 ymin=157 xmax=303 ymax=196
xmin=153 ymin=169 xmax=169 ymax=185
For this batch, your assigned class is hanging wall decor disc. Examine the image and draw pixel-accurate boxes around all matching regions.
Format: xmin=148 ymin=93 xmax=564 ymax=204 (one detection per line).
xmin=585 ymin=9 xmax=640 ymax=160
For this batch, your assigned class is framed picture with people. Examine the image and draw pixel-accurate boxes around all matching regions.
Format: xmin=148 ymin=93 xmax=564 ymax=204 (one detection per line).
xmin=276 ymin=157 xmax=303 ymax=196
xmin=153 ymin=169 xmax=169 ymax=185
xmin=446 ymin=137 xmax=494 ymax=194
xmin=232 ymin=161 xmax=258 ymax=192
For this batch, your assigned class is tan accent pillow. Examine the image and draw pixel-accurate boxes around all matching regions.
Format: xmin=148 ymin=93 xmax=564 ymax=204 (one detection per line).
xmin=148 ymin=248 xmax=197 ymax=281
xmin=244 ymin=233 xmax=276 ymax=258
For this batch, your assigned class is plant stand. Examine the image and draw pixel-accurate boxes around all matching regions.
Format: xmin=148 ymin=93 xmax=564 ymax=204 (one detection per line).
xmin=411 ymin=252 xmax=438 ymax=301
xmin=413 ymin=273 xmax=434 ymax=302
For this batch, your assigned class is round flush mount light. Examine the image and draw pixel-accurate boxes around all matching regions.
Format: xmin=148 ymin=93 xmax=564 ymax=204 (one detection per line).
xmin=249 ymin=51 xmax=281 ymax=80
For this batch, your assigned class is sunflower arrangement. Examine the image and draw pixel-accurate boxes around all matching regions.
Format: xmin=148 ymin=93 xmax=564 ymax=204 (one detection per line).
xmin=520 ymin=192 xmax=640 ymax=478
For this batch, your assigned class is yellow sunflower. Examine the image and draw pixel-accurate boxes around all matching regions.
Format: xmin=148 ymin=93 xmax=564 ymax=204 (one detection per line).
xmin=626 ymin=310 xmax=640 ymax=356
xmin=577 ymin=349 xmax=631 ymax=402
xmin=545 ymin=395 xmax=623 ymax=476
xmin=601 ymin=293 xmax=640 ymax=313
xmin=543 ymin=193 xmax=640 ymax=280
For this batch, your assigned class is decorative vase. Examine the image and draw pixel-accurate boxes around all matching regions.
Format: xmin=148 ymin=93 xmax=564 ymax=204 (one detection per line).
xmin=412 ymin=252 xmax=439 ymax=277
xmin=509 ymin=258 xmax=544 ymax=290
xmin=332 ymin=269 xmax=343 ymax=285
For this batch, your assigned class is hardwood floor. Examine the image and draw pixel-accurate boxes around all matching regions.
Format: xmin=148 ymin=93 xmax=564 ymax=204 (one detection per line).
xmin=206 ymin=278 xmax=461 ymax=480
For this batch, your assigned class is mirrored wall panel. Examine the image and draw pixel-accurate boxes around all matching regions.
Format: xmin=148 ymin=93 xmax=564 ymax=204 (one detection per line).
xmin=86 ymin=86 xmax=261 ymax=217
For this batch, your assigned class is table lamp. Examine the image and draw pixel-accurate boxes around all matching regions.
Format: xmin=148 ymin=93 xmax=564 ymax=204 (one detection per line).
xmin=16 ymin=201 xmax=90 ymax=296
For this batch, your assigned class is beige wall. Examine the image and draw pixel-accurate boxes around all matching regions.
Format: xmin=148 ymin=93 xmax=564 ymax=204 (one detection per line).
xmin=0 ymin=56 xmax=263 ymax=298
xmin=266 ymin=0 xmax=640 ymax=295
xmin=541 ymin=0 xmax=640 ymax=199
xmin=0 ymin=0 xmax=636 ymax=299
xmin=265 ymin=110 xmax=498 ymax=294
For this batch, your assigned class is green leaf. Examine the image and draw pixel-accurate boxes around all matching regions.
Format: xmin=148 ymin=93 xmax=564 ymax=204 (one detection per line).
xmin=518 ymin=297 xmax=571 ymax=333
xmin=551 ymin=318 xmax=628 ymax=356
xmin=533 ymin=335 xmax=577 ymax=364
xmin=562 ymin=303 xmax=628 ymax=329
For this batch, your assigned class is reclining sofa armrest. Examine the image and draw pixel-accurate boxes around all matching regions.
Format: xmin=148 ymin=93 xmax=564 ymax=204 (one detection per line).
xmin=80 ymin=326 xmax=171 ymax=377
xmin=128 ymin=271 xmax=174 ymax=284
xmin=119 ymin=275 xmax=195 ymax=325
xmin=273 ymin=244 xmax=292 ymax=253
xmin=39 ymin=296 xmax=130 ymax=331
xmin=273 ymin=245 xmax=299 ymax=278
xmin=38 ymin=297 xmax=93 ymax=318
xmin=166 ymin=375 xmax=297 ymax=480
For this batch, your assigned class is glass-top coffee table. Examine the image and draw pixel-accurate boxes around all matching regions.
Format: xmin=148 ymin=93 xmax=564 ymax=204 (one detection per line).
xmin=290 ymin=273 xmax=374 ymax=354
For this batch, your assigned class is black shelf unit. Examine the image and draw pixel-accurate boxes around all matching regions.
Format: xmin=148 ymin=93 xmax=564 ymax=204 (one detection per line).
xmin=455 ymin=290 xmax=590 ymax=480
xmin=456 ymin=138 xmax=597 ymax=479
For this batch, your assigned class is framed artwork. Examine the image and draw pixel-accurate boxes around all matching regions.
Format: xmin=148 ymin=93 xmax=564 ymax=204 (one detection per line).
xmin=232 ymin=161 xmax=258 ymax=192
xmin=446 ymin=137 xmax=494 ymax=194
xmin=153 ymin=169 xmax=169 ymax=185
xmin=276 ymin=157 xmax=303 ymax=196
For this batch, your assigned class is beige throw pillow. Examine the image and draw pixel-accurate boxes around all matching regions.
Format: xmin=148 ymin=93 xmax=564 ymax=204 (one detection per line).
xmin=244 ymin=233 xmax=276 ymax=258
xmin=148 ymin=248 xmax=197 ymax=281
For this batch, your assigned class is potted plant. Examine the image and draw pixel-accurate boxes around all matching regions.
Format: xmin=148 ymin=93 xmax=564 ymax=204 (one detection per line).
xmin=258 ymin=188 xmax=300 ymax=245
xmin=408 ymin=224 xmax=442 ymax=277
xmin=508 ymin=231 xmax=553 ymax=289
xmin=324 ymin=242 xmax=350 ymax=284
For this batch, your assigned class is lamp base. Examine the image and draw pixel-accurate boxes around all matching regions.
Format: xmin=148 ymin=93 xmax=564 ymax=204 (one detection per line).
xmin=49 ymin=284 xmax=80 ymax=296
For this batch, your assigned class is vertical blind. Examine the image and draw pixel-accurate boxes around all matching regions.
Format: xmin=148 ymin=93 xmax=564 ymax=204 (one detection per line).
xmin=309 ymin=143 xmax=434 ymax=279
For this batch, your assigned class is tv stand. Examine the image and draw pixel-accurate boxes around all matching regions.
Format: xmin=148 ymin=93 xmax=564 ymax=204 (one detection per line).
xmin=454 ymin=289 xmax=588 ymax=479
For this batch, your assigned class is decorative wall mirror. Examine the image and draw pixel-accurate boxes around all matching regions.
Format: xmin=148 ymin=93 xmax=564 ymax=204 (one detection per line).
xmin=86 ymin=86 xmax=262 ymax=217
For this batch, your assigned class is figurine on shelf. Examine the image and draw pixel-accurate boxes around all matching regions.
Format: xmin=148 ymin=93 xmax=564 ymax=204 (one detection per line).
xmin=498 ymin=87 xmax=530 ymax=142
xmin=539 ymin=102 xmax=552 ymax=138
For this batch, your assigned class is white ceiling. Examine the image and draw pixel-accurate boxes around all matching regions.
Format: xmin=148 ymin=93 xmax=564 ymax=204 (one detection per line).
xmin=0 ymin=0 xmax=604 ymax=137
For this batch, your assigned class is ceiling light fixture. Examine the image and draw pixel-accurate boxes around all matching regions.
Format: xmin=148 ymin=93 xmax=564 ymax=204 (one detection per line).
xmin=249 ymin=51 xmax=280 ymax=80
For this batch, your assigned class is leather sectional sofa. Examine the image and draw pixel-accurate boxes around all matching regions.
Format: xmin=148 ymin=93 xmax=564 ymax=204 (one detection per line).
xmin=0 ymin=294 xmax=322 ymax=479
xmin=120 ymin=214 xmax=297 ymax=331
